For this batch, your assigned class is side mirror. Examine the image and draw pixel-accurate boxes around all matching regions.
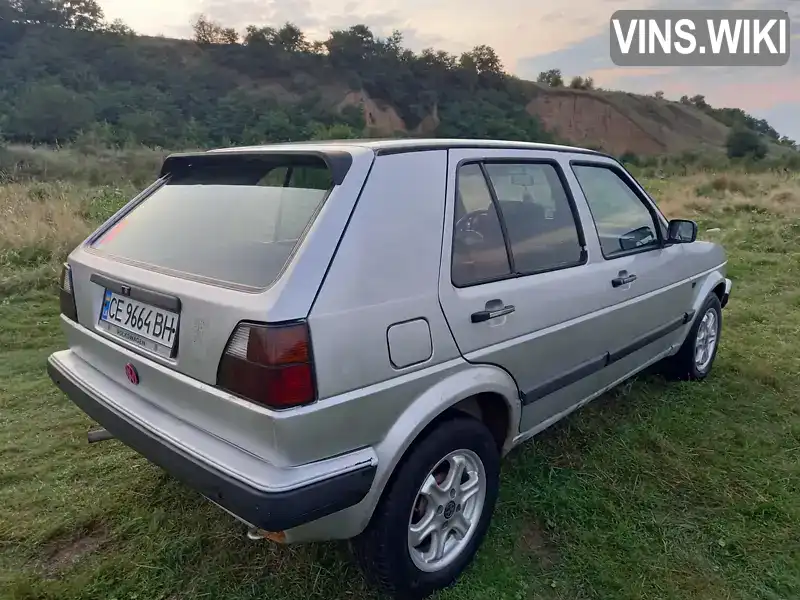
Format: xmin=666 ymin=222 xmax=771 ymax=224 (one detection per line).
xmin=667 ymin=219 xmax=698 ymax=244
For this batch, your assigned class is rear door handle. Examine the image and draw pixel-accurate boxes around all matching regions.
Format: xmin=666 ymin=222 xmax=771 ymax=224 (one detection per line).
xmin=471 ymin=305 xmax=515 ymax=323
xmin=612 ymin=273 xmax=637 ymax=287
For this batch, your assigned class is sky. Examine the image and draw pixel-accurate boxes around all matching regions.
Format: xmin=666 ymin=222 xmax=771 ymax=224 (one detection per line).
xmin=97 ymin=0 xmax=800 ymax=141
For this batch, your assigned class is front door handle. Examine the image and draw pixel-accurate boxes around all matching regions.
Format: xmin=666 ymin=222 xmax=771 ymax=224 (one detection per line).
xmin=612 ymin=272 xmax=637 ymax=287
xmin=471 ymin=304 xmax=515 ymax=323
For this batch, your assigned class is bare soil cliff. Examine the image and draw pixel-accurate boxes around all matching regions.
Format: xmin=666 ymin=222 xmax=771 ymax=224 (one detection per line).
xmin=331 ymin=85 xmax=732 ymax=156
xmin=525 ymin=87 xmax=730 ymax=155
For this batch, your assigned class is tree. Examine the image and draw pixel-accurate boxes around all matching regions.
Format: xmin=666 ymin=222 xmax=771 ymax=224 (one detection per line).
xmin=377 ymin=29 xmax=403 ymax=58
xmin=192 ymin=14 xmax=238 ymax=45
xmin=57 ymin=0 xmax=104 ymax=30
xmin=243 ymin=25 xmax=277 ymax=46
xmin=1 ymin=0 xmax=104 ymax=30
xmin=219 ymin=26 xmax=238 ymax=44
xmin=8 ymin=82 xmax=95 ymax=142
xmin=778 ymin=136 xmax=797 ymax=151
xmin=274 ymin=22 xmax=308 ymax=52
xmin=654 ymin=90 xmax=664 ymax=99
xmin=467 ymin=44 xmax=503 ymax=76
xmin=726 ymin=127 xmax=767 ymax=160
xmin=536 ymin=69 xmax=563 ymax=87
xmin=1 ymin=0 xmax=61 ymax=26
xmin=690 ymin=94 xmax=708 ymax=109
xmin=104 ymin=17 xmax=135 ymax=36
xmin=325 ymin=24 xmax=375 ymax=67
xmin=568 ymin=75 xmax=594 ymax=90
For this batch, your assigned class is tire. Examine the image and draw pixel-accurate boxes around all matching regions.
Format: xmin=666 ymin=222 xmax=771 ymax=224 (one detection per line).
xmin=352 ymin=414 xmax=500 ymax=599
xmin=664 ymin=293 xmax=722 ymax=380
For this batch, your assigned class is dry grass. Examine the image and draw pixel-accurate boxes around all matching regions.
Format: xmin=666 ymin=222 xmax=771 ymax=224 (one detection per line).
xmin=643 ymin=171 xmax=800 ymax=219
xmin=0 ymin=182 xmax=136 ymax=295
xmin=0 ymin=144 xmax=166 ymax=187
xmin=0 ymin=183 xmax=92 ymax=260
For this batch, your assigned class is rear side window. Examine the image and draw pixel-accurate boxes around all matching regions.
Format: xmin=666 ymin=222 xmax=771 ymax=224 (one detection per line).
xmin=91 ymin=156 xmax=332 ymax=289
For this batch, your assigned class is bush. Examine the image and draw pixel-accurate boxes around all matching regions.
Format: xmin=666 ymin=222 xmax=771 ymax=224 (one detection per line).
xmin=727 ymin=128 xmax=767 ymax=160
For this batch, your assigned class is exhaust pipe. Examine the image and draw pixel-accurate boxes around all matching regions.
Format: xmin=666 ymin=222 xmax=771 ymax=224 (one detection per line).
xmin=246 ymin=527 xmax=286 ymax=543
xmin=87 ymin=428 xmax=114 ymax=443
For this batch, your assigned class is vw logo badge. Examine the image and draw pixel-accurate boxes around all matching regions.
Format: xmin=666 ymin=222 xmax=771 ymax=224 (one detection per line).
xmin=125 ymin=363 xmax=139 ymax=385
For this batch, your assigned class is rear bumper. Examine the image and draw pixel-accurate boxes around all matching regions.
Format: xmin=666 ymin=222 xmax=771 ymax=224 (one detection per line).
xmin=47 ymin=356 xmax=376 ymax=532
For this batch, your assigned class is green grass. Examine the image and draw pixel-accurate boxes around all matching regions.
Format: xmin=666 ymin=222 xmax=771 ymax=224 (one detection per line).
xmin=1 ymin=173 xmax=800 ymax=599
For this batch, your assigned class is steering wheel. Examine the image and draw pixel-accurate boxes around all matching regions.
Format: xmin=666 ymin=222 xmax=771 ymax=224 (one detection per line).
xmin=455 ymin=209 xmax=489 ymax=241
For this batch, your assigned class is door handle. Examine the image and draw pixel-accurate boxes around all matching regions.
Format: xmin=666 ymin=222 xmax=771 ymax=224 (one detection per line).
xmin=612 ymin=272 xmax=637 ymax=287
xmin=471 ymin=304 xmax=515 ymax=323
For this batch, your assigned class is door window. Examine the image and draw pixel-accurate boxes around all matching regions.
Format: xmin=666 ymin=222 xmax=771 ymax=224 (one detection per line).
xmin=483 ymin=163 xmax=584 ymax=274
xmin=452 ymin=161 xmax=585 ymax=286
xmin=452 ymin=164 xmax=511 ymax=286
xmin=572 ymin=165 xmax=661 ymax=258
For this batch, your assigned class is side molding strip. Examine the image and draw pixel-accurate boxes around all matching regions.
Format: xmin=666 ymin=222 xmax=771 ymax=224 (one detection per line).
xmin=521 ymin=311 xmax=694 ymax=406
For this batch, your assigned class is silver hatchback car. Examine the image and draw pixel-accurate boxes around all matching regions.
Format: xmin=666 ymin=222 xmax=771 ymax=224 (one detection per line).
xmin=49 ymin=139 xmax=731 ymax=598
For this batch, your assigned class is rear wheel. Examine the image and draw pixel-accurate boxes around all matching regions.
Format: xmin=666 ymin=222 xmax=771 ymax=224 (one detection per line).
xmin=352 ymin=415 xmax=500 ymax=599
xmin=664 ymin=293 xmax=722 ymax=380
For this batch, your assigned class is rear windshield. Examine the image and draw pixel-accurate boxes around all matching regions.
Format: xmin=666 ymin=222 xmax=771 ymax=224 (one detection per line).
xmin=91 ymin=155 xmax=333 ymax=289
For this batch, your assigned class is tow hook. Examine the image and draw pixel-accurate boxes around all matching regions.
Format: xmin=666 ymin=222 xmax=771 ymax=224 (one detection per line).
xmin=87 ymin=428 xmax=114 ymax=443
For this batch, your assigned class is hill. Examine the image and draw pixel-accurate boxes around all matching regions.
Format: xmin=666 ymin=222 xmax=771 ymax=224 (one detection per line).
xmin=0 ymin=7 xmax=795 ymax=157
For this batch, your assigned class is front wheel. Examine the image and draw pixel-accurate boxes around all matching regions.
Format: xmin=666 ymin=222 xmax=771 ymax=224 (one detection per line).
xmin=665 ymin=293 xmax=722 ymax=380
xmin=352 ymin=415 xmax=500 ymax=599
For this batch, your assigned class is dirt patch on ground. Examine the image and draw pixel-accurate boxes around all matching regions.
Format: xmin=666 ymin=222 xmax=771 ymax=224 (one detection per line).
xmin=518 ymin=520 xmax=558 ymax=569
xmin=40 ymin=526 xmax=109 ymax=576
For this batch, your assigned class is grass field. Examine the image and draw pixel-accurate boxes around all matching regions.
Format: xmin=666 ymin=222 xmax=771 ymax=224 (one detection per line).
xmin=1 ymin=164 xmax=799 ymax=600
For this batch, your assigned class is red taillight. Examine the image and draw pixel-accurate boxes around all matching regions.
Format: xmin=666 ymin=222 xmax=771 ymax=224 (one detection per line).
xmin=59 ymin=263 xmax=78 ymax=321
xmin=217 ymin=322 xmax=316 ymax=409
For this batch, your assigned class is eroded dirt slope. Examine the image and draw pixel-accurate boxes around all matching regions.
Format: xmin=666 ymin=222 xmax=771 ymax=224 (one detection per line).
xmin=525 ymin=87 xmax=730 ymax=155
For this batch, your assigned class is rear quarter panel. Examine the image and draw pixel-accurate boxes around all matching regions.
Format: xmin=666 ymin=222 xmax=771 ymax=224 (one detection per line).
xmin=309 ymin=150 xmax=461 ymax=399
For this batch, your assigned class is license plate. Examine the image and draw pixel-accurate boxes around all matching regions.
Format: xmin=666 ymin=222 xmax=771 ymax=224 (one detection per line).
xmin=98 ymin=290 xmax=179 ymax=357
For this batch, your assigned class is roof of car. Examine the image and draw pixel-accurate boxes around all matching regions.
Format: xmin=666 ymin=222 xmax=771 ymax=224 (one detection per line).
xmin=207 ymin=138 xmax=610 ymax=157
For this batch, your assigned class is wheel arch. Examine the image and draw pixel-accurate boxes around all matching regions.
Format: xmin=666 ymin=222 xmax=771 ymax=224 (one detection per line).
xmin=360 ymin=364 xmax=519 ymax=534
xmin=678 ymin=268 xmax=726 ymax=346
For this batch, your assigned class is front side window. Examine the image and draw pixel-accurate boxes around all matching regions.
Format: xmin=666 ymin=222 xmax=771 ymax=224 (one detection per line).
xmin=572 ymin=164 xmax=660 ymax=258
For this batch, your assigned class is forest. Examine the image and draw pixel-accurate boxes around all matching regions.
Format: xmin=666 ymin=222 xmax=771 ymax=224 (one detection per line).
xmin=0 ymin=0 xmax=795 ymax=156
